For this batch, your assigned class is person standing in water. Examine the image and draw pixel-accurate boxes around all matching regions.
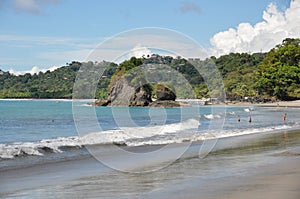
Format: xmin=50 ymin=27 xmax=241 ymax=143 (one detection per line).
xmin=248 ymin=115 xmax=252 ymax=123
xmin=283 ymin=113 xmax=287 ymax=123
xmin=237 ymin=115 xmax=241 ymax=122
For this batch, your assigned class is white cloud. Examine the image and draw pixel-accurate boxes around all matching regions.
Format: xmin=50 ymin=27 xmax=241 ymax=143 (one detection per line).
xmin=127 ymin=44 xmax=152 ymax=58
xmin=9 ymin=65 xmax=59 ymax=76
xmin=87 ymin=28 xmax=209 ymax=63
xmin=13 ymin=0 xmax=60 ymax=14
xmin=210 ymin=0 xmax=300 ymax=56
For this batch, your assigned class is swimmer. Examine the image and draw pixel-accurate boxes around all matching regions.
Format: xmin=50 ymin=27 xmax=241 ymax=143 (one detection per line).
xmin=282 ymin=113 xmax=287 ymax=123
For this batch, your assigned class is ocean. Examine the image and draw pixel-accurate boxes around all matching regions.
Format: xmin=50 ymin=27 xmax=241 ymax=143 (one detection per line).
xmin=0 ymin=99 xmax=299 ymax=198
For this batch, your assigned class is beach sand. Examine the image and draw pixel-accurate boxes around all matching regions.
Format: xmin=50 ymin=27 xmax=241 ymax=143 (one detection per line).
xmin=226 ymin=100 xmax=300 ymax=108
xmin=259 ymin=100 xmax=300 ymax=108
xmin=1 ymin=130 xmax=300 ymax=199
xmin=159 ymin=151 xmax=300 ymax=199
xmin=144 ymin=130 xmax=300 ymax=199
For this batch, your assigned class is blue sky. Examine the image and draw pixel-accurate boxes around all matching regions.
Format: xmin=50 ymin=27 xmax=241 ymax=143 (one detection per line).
xmin=0 ymin=0 xmax=299 ymax=74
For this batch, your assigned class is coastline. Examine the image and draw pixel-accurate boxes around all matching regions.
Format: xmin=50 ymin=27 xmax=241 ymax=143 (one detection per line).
xmin=225 ymin=100 xmax=300 ymax=108
xmin=154 ymin=149 xmax=300 ymax=199
xmin=257 ymin=100 xmax=300 ymax=108
xmin=1 ymin=98 xmax=300 ymax=108
xmin=1 ymin=128 xmax=300 ymax=198
xmin=143 ymin=129 xmax=300 ymax=199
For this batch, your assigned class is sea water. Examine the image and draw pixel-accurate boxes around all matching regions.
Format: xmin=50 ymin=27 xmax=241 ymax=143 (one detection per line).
xmin=1 ymin=99 xmax=300 ymax=198
xmin=0 ymin=99 xmax=299 ymax=162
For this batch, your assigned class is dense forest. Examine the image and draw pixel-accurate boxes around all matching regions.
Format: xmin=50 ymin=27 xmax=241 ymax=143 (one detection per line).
xmin=0 ymin=38 xmax=299 ymax=101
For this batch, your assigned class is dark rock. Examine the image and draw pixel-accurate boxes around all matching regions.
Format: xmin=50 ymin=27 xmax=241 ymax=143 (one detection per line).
xmin=156 ymin=84 xmax=176 ymax=101
xmin=107 ymin=77 xmax=135 ymax=106
xmin=93 ymin=76 xmax=152 ymax=106
xmin=150 ymin=100 xmax=181 ymax=108
xmin=92 ymin=99 xmax=110 ymax=106
xmin=129 ymin=86 xmax=152 ymax=106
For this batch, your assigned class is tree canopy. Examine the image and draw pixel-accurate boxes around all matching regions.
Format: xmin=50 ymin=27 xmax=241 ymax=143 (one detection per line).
xmin=0 ymin=38 xmax=299 ymax=101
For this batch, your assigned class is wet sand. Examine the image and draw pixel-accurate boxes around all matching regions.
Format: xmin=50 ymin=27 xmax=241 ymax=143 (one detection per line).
xmin=155 ymin=150 xmax=300 ymax=199
xmin=1 ymin=130 xmax=300 ymax=199
xmin=144 ymin=130 xmax=300 ymax=199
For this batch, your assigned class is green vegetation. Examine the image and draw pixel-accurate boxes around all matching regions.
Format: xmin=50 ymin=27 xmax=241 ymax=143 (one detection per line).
xmin=257 ymin=38 xmax=300 ymax=100
xmin=0 ymin=38 xmax=299 ymax=101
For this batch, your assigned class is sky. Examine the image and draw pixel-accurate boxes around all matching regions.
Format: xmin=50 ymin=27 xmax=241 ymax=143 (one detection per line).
xmin=0 ymin=0 xmax=299 ymax=75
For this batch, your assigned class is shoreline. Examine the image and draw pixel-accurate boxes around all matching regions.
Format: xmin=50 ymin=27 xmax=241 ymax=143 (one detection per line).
xmin=1 ymin=98 xmax=300 ymax=108
xmin=1 ymin=129 xmax=300 ymax=198
xmin=225 ymin=100 xmax=300 ymax=108
xmin=157 ymin=150 xmax=300 ymax=199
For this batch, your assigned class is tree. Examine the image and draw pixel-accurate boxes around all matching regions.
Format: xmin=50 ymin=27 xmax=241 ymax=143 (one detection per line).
xmin=257 ymin=38 xmax=300 ymax=100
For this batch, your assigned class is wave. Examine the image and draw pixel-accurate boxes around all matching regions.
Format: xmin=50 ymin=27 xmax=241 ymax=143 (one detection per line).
xmin=203 ymin=114 xmax=222 ymax=120
xmin=1 ymin=119 xmax=298 ymax=159
xmin=0 ymin=119 xmax=200 ymax=159
xmin=244 ymin=107 xmax=254 ymax=112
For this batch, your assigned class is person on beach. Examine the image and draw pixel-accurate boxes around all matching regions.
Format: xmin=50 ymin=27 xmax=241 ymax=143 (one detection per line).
xmin=248 ymin=115 xmax=252 ymax=123
xmin=283 ymin=113 xmax=287 ymax=123
xmin=237 ymin=115 xmax=240 ymax=122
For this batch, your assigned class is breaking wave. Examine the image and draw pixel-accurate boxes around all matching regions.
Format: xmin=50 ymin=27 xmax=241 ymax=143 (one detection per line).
xmin=0 ymin=118 xmax=297 ymax=159
xmin=0 ymin=119 xmax=199 ymax=159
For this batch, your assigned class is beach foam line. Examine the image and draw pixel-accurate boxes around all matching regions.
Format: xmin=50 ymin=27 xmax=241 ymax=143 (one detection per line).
xmin=203 ymin=114 xmax=222 ymax=120
xmin=1 ymin=120 xmax=298 ymax=159
xmin=0 ymin=119 xmax=200 ymax=159
xmin=126 ymin=124 xmax=298 ymax=147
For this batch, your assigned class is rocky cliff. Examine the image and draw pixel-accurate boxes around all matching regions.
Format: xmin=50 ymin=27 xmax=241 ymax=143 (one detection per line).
xmin=92 ymin=76 xmax=186 ymax=107
xmin=93 ymin=76 xmax=152 ymax=106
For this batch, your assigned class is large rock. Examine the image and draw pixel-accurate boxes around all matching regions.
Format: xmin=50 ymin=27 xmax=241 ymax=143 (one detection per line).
xmin=129 ymin=86 xmax=152 ymax=106
xmin=92 ymin=75 xmax=185 ymax=107
xmin=156 ymin=84 xmax=176 ymax=101
xmin=93 ymin=76 xmax=152 ymax=106
xmin=149 ymin=100 xmax=181 ymax=107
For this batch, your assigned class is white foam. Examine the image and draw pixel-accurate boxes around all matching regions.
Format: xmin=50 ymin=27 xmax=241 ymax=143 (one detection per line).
xmin=0 ymin=119 xmax=200 ymax=159
xmin=204 ymin=114 xmax=222 ymax=119
xmin=1 ymin=120 xmax=297 ymax=159
xmin=191 ymin=124 xmax=295 ymax=142
xmin=244 ymin=108 xmax=250 ymax=112
xmin=80 ymin=118 xmax=200 ymax=145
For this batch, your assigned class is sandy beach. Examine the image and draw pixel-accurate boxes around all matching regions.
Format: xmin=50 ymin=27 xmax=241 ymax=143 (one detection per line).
xmin=259 ymin=100 xmax=300 ymax=108
xmin=156 ymin=149 xmax=300 ymax=199
xmin=1 ymin=129 xmax=300 ymax=199
xmin=228 ymin=100 xmax=300 ymax=107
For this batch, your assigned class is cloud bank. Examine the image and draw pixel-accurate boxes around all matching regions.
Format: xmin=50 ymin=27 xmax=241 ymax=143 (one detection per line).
xmin=9 ymin=66 xmax=59 ymax=76
xmin=210 ymin=0 xmax=300 ymax=56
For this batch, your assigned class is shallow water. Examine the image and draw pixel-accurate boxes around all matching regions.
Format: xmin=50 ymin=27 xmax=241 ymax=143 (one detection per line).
xmin=1 ymin=100 xmax=300 ymax=198
xmin=1 ymin=130 xmax=299 ymax=199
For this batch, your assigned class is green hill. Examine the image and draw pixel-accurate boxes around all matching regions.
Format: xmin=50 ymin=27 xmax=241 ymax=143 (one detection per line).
xmin=0 ymin=38 xmax=299 ymax=101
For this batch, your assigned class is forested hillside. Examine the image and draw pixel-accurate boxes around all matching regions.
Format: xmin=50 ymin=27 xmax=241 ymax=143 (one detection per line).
xmin=0 ymin=38 xmax=299 ymax=101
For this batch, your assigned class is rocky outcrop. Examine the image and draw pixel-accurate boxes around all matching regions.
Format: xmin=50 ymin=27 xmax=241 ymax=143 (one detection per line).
xmin=93 ymin=76 xmax=152 ymax=106
xmin=156 ymin=84 xmax=176 ymax=101
xmin=150 ymin=100 xmax=181 ymax=107
xmin=92 ymin=73 xmax=189 ymax=107
xmin=129 ymin=86 xmax=152 ymax=106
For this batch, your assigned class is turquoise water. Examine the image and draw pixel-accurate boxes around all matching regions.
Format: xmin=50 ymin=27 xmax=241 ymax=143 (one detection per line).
xmin=1 ymin=99 xmax=300 ymax=198
xmin=0 ymin=99 xmax=299 ymax=161
xmin=0 ymin=100 xmax=76 ymax=143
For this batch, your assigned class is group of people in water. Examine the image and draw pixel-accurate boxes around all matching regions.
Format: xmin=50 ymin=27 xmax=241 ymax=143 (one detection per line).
xmin=237 ymin=112 xmax=287 ymax=123
xmin=237 ymin=115 xmax=252 ymax=123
